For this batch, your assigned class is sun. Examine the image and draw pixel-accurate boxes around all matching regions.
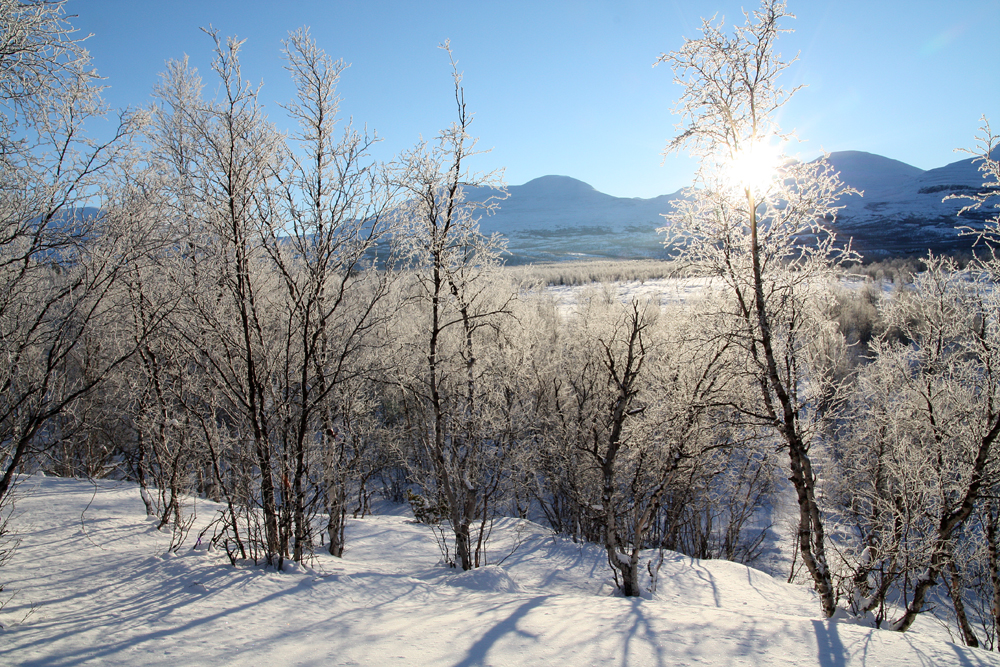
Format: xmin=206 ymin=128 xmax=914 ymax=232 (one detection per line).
xmin=726 ymin=140 xmax=783 ymax=192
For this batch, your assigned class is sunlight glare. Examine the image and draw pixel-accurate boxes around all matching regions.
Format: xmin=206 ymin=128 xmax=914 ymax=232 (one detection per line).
xmin=726 ymin=141 xmax=783 ymax=192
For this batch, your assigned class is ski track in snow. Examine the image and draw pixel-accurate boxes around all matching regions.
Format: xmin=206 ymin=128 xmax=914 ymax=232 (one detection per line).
xmin=1 ymin=475 xmax=996 ymax=666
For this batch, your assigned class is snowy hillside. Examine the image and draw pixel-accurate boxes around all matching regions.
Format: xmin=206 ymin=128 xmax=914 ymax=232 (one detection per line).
xmin=468 ymin=176 xmax=676 ymax=263
xmin=471 ymin=149 xmax=996 ymax=263
xmin=2 ymin=475 xmax=996 ymax=666
xmin=823 ymin=151 xmax=925 ymax=197
xmin=830 ymin=149 xmax=995 ymax=257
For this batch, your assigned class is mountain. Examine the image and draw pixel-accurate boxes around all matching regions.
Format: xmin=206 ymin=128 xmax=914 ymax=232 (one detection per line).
xmin=470 ymin=150 xmax=995 ymax=263
xmin=829 ymin=150 xmax=993 ymax=257
xmin=824 ymin=151 xmax=925 ymax=197
xmin=468 ymin=176 xmax=678 ymax=264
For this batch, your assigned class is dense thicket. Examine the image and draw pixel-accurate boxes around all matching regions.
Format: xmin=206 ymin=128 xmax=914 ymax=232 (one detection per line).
xmin=5 ymin=0 xmax=1000 ymax=645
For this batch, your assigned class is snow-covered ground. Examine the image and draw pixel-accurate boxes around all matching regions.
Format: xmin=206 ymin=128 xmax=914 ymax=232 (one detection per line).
xmin=2 ymin=475 xmax=996 ymax=666
xmin=542 ymin=272 xmax=888 ymax=317
xmin=542 ymin=276 xmax=716 ymax=317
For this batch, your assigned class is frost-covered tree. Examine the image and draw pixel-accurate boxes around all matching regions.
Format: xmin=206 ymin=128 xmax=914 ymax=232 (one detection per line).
xmin=148 ymin=31 xmax=288 ymax=565
xmin=572 ymin=295 xmax=732 ymax=596
xmin=391 ymin=43 xmax=512 ymax=571
xmin=516 ymin=287 xmax=769 ymax=596
xmin=657 ymin=0 xmax=855 ymax=617
xmin=951 ymin=117 xmax=999 ymax=234
xmin=0 ymin=0 xmax=148 ymax=506
xmin=578 ymin=296 xmax=660 ymax=596
xmin=142 ymin=28 xmax=400 ymax=566
xmin=265 ymin=28 xmax=400 ymax=560
xmin=836 ymin=254 xmax=1000 ymax=635
xmin=829 ymin=124 xmax=1000 ymax=635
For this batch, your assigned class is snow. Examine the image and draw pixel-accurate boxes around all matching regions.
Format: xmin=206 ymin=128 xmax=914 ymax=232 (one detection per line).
xmin=544 ymin=276 xmax=716 ymax=317
xmin=823 ymin=151 xmax=925 ymax=198
xmin=460 ymin=148 xmax=995 ymax=263
xmin=2 ymin=475 xmax=997 ymax=666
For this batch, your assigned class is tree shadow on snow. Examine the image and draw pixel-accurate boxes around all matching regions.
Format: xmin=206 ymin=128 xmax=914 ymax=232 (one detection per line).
xmin=5 ymin=567 xmax=316 ymax=667
xmin=623 ymin=597 xmax=668 ymax=666
xmin=451 ymin=596 xmax=548 ymax=667
xmin=812 ymin=619 xmax=847 ymax=667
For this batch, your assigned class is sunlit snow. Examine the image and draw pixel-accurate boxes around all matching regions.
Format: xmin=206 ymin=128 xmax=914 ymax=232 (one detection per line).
xmin=1 ymin=475 xmax=994 ymax=666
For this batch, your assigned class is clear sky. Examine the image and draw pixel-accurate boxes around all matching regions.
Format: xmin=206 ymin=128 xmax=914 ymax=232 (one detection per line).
xmin=70 ymin=0 xmax=999 ymax=199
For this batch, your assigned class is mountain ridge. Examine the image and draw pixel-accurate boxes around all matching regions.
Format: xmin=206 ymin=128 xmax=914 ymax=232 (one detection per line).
xmin=476 ymin=149 xmax=994 ymax=263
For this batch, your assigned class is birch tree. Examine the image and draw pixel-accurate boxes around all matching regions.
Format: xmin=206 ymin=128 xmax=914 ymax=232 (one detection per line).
xmin=147 ymin=31 xmax=288 ymax=565
xmin=146 ymin=28 xmax=400 ymax=565
xmin=574 ymin=296 xmax=730 ymax=596
xmin=0 ymin=0 xmax=147 ymax=507
xmin=657 ymin=0 xmax=855 ymax=617
xmin=267 ymin=28 xmax=399 ymax=559
xmin=393 ymin=43 xmax=511 ymax=571
xmin=836 ymin=254 xmax=1000 ymax=635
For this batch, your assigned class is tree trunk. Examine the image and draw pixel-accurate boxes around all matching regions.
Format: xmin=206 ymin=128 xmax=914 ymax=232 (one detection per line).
xmin=326 ymin=483 xmax=346 ymax=557
xmin=988 ymin=505 xmax=1000 ymax=649
xmin=747 ymin=188 xmax=837 ymax=618
xmin=945 ymin=559 xmax=979 ymax=647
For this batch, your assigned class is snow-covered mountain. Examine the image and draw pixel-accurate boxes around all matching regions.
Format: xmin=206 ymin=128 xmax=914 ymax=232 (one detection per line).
xmin=825 ymin=151 xmax=925 ymax=196
xmin=468 ymin=176 xmax=677 ymax=264
xmin=473 ymin=150 xmax=996 ymax=263
xmin=829 ymin=149 xmax=995 ymax=257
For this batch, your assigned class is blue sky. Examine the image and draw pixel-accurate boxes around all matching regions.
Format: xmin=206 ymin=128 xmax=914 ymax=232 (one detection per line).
xmin=71 ymin=0 xmax=999 ymax=199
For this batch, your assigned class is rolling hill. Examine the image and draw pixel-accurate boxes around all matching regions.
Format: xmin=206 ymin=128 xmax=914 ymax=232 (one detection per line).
xmin=2 ymin=474 xmax=993 ymax=666
xmin=470 ymin=149 xmax=996 ymax=263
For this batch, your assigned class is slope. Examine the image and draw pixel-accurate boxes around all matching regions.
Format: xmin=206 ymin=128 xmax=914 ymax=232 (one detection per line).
xmin=468 ymin=176 xmax=676 ymax=264
xmin=830 ymin=149 xmax=993 ymax=256
xmin=1 ymin=475 xmax=995 ymax=667
xmin=461 ymin=148 xmax=997 ymax=263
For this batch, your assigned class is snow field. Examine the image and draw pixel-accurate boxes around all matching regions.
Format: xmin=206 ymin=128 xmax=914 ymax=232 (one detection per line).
xmin=1 ymin=475 xmax=997 ymax=666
